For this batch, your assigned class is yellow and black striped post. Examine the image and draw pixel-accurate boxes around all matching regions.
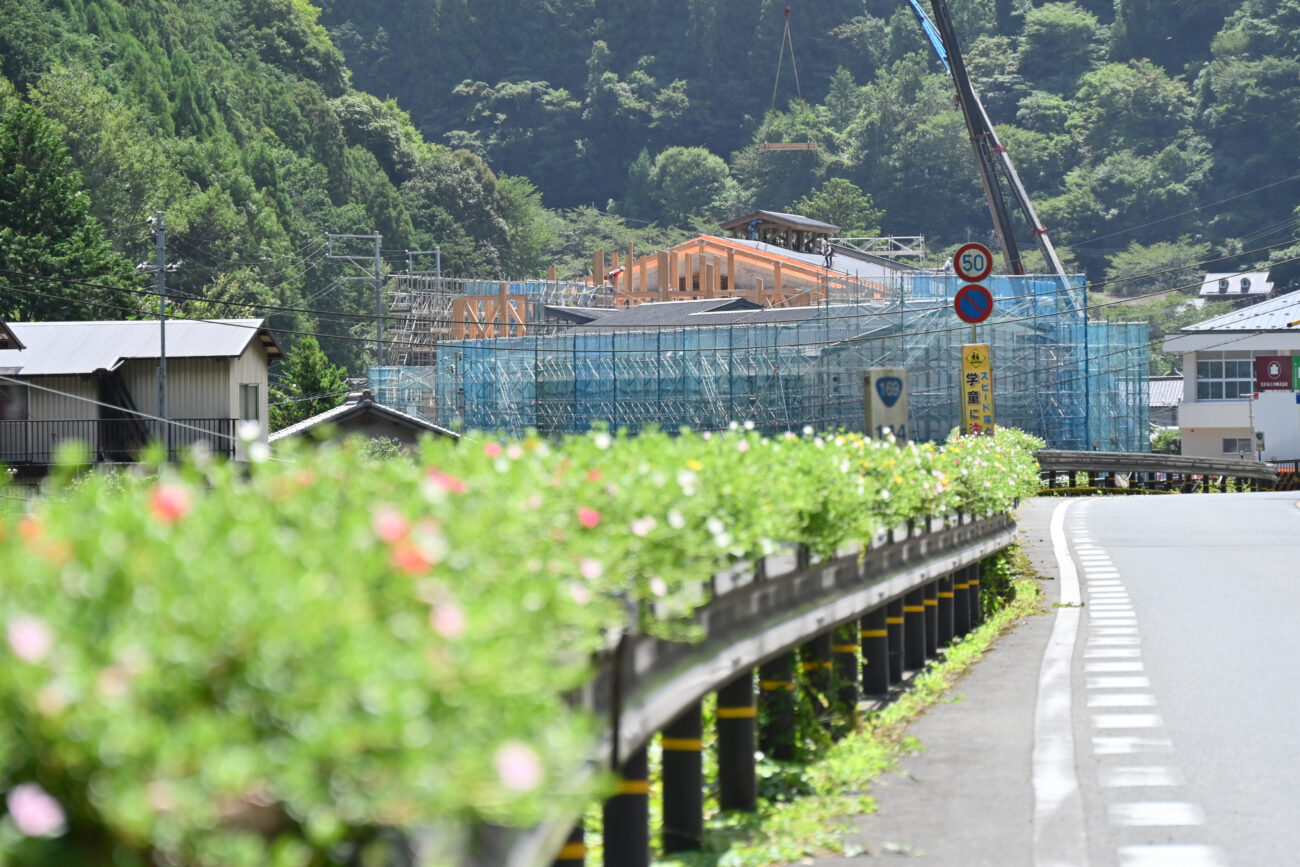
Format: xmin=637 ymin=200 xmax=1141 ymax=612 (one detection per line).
xmin=924 ymin=581 xmax=939 ymax=659
xmin=937 ymin=573 xmax=955 ymax=647
xmin=860 ymin=607 xmax=890 ymax=698
xmin=969 ymin=562 xmax=983 ymax=626
xmin=603 ymin=745 xmax=650 ymax=867
xmin=759 ymin=653 xmax=797 ymax=761
xmin=716 ymin=671 xmax=756 ymax=812
xmin=953 ymin=566 xmax=972 ymax=637
xmin=903 ymin=589 xmax=926 ymax=671
xmin=886 ymin=599 xmax=904 ymax=683
xmin=799 ymin=632 xmax=834 ymax=727
xmin=833 ymin=621 xmax=860 ymax=712
xmin=551 ymin=824 xmax=585 ymax=867
xmin=661 ymin=703 xmax=703 ymax=853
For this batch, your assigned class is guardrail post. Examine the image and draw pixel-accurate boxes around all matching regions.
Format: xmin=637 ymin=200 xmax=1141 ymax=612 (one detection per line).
xmin=886 ymin=600 xmax=904 ymax=683
xmin=860 ymin=607 xmax=889 ymax=698
xmin=759 ymin=653 xmax=797 ymax=760
xmin=551 ymin=824 xmax=585 ymax=867
xmin=968 ymin=563 xmax=983 ymax=626
xmin=938 ymin=573 xmax=955 ymax=647
xmin=661 ymin=702 xmax=703 ymax=853
xmin=603 ymin=744 xmax=649 ymax=867
xmin=716 ymin=672 xmax=756 ymax=812
xmin=903 ymin=589 xmax=926 ymax=671
xmin=924 ymin=581 xmax=939 ymax=659
xmin=833 ymin=621 xmax=860 ymax=714
xmin=800 ymin=632 xmax=833 ymax=728
xmin=954 ymin=567 xmax=971 ymax=636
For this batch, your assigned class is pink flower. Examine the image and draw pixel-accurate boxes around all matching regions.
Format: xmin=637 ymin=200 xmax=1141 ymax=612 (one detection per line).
xmin=391 ymin=542 xmax=435 ymax=575
xmin=631 ymin=516 xmax=657 ymax=537
xmin=7 ymin=615 xmax=52 ymax=663
xmin=586 ymin=469 xmax=602 ymax=483
xmin=430 ymin=600 xmax=466 ymax=639
xmin=650 ymin=577 xmax=669 ymax=597
xmin=372 ymin=507 xmax=410 ymax=544
xmin=577 ymin=507 xmax=601 ymax=529
xmin=506 ymin=444 xmax=524 ymax=460
xmin=426 ymin=469 xmax=467 ymax=495
xmin=737 ymin=440 xmax=750 ymax=453
xmin=5 ymin=783 xmax=66 ymax=838
xmin=579 ymin=558 xmax=603 ymax=581
xmin=495 ymin=741 xmax=543 ymax=792
xmin=569 ymin=583 xmax=592 ymax=606
xmin=484 ymin=442 xmax=503 ymax=458
xmin=148 ymin=483 xmax=192 ymax=524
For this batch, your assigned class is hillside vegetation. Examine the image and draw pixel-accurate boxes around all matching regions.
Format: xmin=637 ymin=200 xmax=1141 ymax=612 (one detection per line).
xmin=2 ymin=0 xmax=1299 ymax=374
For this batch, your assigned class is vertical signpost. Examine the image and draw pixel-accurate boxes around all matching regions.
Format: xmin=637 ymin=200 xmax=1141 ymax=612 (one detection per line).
xmin=953 ymin=243 xmax=995 ymax=435
xmin=961 ymin=344 xmax=995 ymax=435
xmin=864 ymin=368 xmax=909 ymax=441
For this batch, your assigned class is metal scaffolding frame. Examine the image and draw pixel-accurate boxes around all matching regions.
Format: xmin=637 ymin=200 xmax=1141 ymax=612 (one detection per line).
xmin=371 ymin=274 xmax=1150 ymax=450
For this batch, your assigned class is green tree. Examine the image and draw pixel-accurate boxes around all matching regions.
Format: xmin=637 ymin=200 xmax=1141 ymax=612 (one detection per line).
xmin=790 ymin=178 xmax=882 ymax=235
xmin=0 ymin=80 xmax=138 ymax=321
xmin=650 ymin=146 xmax=730 ymax=224
xmin=1103 ymin=237 xmax=1212 ymax=298
xmin=269 ymin=334 xmax=348 ymax=431
xmin=1017 ymin=3 xmax=1104 ymax=94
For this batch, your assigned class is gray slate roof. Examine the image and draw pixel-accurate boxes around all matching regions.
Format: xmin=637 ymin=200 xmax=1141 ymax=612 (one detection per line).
xmin=0 ymin=319 xmax=281 ymax=376
xmin=269 ymin=392 xmax=459 ymax=442
xmin=1181 ymin=292 xmax=1300 ymax=332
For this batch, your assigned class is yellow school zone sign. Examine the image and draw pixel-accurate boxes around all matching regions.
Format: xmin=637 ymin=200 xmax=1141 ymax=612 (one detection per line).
xmin=961 ymin=343 xmax=994 ymax=435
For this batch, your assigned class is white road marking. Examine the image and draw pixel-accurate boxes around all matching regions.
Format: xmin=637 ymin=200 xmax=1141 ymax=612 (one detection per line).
xmin=1084 ymin=648 xmax=1142 ymax=658
xmin=1092 ymin=736 xmax=1175 ymax=755
xmin=1034 ymin=499 xmax=1088 ymax=867
xmin=1088 ymin=635 xmax=1141 ymax=644
xmin=1091 ymin=713 xmax=1163 ymax=729
xmin=1109 ymin=801 xmax=1206 ymax=826
xmin=1087 ymin=693 xmax=1156 ymax=707
xmin=1086 ymin=662 xmax=1145 ymax=672
xmin=1117 ymin=845 xmax=1225 ymax=866
xmin=1101 ymin=766 xmax=1183 ymax=788
xmin=1087 ymin=676 xmax=1151 ymax=689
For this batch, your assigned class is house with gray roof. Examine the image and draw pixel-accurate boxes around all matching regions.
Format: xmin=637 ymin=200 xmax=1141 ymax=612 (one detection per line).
xmin=1163 ymin=292 xmax=1300 ymax=460
xmin=269 ymin=389 xmax=458 ymax=451
xmin=0 ymin=319 xmax=282 ymax=475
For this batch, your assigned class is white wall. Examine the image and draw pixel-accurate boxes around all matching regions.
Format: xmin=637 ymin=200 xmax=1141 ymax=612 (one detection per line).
xmin=1253 ymin=391 xmax=1300 ymax=460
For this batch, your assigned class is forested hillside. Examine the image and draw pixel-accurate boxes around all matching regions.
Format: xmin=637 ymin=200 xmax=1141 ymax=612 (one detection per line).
xmin=2 ymin=0 xmax=1300 ymax=375
xmin=322 ymin=0 xmax=1300 ymax=288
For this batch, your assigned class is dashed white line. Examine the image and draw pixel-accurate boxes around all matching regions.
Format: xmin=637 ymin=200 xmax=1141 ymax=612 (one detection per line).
xmin=1118 ymin=844 xmax=1225 ymax=867
xmin=1091 ymin=713 xmax=1164 ymax=729
xmin=1088 ymin=693 xmax=1157 ymax=707
xmin=1087 ymin=675 xmax=1151 ymax=689
xmin=1086 ymin=662 xmax=1145 ymax=672
xmin=1092 ymin=735 xmax=1175 ymax=755
xmin=1109 ymin=801 xmax=1206 ymax=826
xmin=1101 ymin=766 xmax=1183 ymax=788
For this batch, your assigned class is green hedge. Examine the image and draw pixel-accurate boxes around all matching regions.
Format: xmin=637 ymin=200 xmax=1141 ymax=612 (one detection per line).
xmin=0 ymin=427 xmax=1042 ymax=866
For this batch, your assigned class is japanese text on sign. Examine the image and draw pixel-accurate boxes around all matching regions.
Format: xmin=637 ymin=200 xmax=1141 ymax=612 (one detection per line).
xmin=960 ymin=344 xmax=995 ymax=435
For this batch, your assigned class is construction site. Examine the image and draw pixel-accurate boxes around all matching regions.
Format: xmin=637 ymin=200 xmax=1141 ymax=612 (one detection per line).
xmin=371 ymin=213 xmax=1149 ymax=451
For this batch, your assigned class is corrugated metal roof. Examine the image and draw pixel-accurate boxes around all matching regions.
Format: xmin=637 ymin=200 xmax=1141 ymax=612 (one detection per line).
xmin=543 ymin=298 xmax=822 ymax=330
xmin=0 ymin=319 xmax=280 ymax=376
xmin=1148 ymin=376 xmax=1183 ymax=407
xmin=723 ymin=238 xmax=904 ymax=278
xmin=0 ymin=321 xmax=22 ymax=350
xmin=269 ymin=392 xmax=458 ymax=442
xmin=1182 ymin=292 xmax=1300 ymax=332
xmin=1198 ymin=271 xmax=1272 ymax=297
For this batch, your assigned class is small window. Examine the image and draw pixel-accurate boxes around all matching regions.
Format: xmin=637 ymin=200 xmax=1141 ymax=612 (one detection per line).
xmin=0 ymin=383 xmax=28 ymax=421
xmin=1240 ymin=277 xmax=1251 ymax=292
xmin=240 ymin=383 xmax=259 ymax=422
xmin=1222 ymin=437 xmax=1252 ymax=455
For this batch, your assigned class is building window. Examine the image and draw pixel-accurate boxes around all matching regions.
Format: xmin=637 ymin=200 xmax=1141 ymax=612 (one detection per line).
xmin=240 ymin=383 xmax=259 ymax=422
xmin=1196 ymin=351 xmax=1253 ymax=400
xmin=1222 ymin=437 xmax=1252 ymax=455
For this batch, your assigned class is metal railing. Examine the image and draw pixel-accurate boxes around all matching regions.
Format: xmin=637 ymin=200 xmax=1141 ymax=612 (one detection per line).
xmin=0 ymin=418 xmax=236 ymax=467
xmin=1036 ymin=449 xmax=1278 ymax=492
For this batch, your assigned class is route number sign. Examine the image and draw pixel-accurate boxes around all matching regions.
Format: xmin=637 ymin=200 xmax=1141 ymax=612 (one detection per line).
xmin=953 ymin=242 xmax=993 ymax=283
xmin=953 ymin=284 xmax=994 ymax=324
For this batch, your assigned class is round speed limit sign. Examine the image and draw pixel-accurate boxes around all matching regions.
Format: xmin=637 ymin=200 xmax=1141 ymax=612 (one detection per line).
xmin=953 ymin=242 xmax=993 ymax=283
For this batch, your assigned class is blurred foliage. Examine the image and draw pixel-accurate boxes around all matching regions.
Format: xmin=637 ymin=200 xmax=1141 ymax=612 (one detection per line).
xmin=0 ymin=427 xmax=1041 ymax=864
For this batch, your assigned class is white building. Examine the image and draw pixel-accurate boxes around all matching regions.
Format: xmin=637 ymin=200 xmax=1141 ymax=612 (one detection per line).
xmin=1164 ymin=293 xmax=1300 ymax=461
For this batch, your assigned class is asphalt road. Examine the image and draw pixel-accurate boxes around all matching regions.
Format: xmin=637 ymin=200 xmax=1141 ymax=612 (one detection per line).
xmin=802 ymin=492 xmax=1300 ymax=867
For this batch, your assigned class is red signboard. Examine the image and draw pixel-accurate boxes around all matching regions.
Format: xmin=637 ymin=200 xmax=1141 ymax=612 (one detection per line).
xmin=1255 ymin=355 xmax=1290 ymax=390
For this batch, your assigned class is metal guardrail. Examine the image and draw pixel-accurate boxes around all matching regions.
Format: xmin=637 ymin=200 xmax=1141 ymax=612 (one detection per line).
xmin=1035 ymin=449 xmax=1277 ymax=491
xmin=492 ymin=511 xmax=1017 ymax=867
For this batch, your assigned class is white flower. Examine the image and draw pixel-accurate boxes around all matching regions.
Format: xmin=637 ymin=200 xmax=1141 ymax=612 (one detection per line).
xmin=743 ymin=420 xmax=755 ymax=430
xmin=676 ymin=470 xmax=697 ymax=495
xmin=594 ymin=432 xmax=613 ymax=450
xmin=650 ymin=577 xmax=668 ymax=597
xmin=880 ymin=489 xmax=891 ymax=501
xmin=236 ymin=421 xmax=262 ymax=445
xmin=247 ymin=441 xmax=271 ymax=463
xmin=706 ymin=517 xmax=725 ymax=535
xmin=631 ymin=516 xmax=657 ymax=537
xmin=667 ymin=509 xmax=686 ymax=529
xmin=802 ymin=425 xmax=814 ymax=437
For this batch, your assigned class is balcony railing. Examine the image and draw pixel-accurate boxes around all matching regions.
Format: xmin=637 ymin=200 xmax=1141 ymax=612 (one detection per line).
xmin=0 ymin=418 xmax=236 ymax=466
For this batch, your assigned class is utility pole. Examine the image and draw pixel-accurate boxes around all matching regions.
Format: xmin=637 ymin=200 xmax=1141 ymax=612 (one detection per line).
xmin=139 ymin=212 xmax=180 ymax=456
xmin=326 ymin=232 xmax=385 ymax=365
